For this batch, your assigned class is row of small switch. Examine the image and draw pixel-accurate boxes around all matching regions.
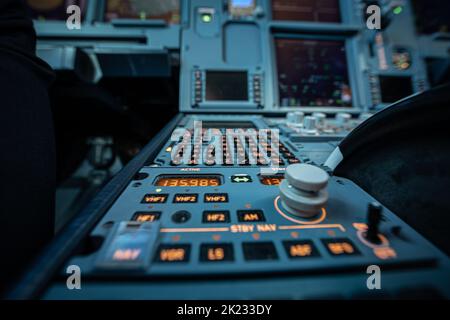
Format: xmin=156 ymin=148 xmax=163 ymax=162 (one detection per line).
xmin=142 ymin=193 xmax=228 ymax=204
xmin=133 ymin=210 xmax=265 ymax=224
xmin=154 ymin=238 xmax=361 ymax=263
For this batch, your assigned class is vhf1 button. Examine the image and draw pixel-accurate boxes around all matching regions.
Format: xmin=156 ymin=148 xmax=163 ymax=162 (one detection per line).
xmin=237 ymin=210 xmax=265 ymax=222
xmin=204 ymin=193 xmax=228 ymax=203
xmin=141 ymin=194 xmax=168 ymax=203
xmin=132 ymin=212 xmax=161 ymax=222
xmin=231 ymin=174 xmax=252 ymax=183
xmin=200 ymin=243 xmax=234 ymax=262
xmin=173 ymin=194 xmax=198 ymax=203
xmin=321 ymin=238 xmax=360 ymax=257
xmin=283 ymin=240 xmax=320 ymax=259
xmin=203 ymin=211 xmax=230 ymax=223
xmin=155 ymin=244 xmax=191 ymax=263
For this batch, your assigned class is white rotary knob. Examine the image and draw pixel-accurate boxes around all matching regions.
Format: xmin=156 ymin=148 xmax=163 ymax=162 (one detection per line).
xmin=287 ymin=111 xmax=304 ymax=127
xmin=279 ymin=164 xmax=329 ymax=217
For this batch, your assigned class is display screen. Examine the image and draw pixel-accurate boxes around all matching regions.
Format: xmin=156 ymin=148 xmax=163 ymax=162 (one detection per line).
xmin=260 ymin=175 xmax=284 ymax=186
xmin=275 ymin=38 xmax=352 ymax=107
xmin=206 ymin=71 xmax=248 ymax=101
xmin=105 ymin=0 xmax=180 ymax=24
xmin=154 ymin=176 xmax=222 ymax=187
xmin=26 ymin=0 xmax=87 ymax=21
xmin=412 ymin=0 xmax=450 ymax=35
xmin=272 ymin=0 xmax=341 ymax=23
xmin=379 ymin=76 xmax=413 ymax=103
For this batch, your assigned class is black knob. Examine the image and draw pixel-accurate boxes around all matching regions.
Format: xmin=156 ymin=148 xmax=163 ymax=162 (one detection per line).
xmin=366 ymin=202 xmax=383 ymax=244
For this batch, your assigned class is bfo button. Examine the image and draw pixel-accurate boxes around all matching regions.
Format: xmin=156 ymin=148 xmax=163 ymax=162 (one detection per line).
xmin=321 ymin=238 xmax=361 ymax=256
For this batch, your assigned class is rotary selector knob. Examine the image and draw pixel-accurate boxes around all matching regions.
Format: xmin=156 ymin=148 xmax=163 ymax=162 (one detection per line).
xmin=336 ymin=113 xmax=351 ymax=126
xmin=286 ymin=111 xmax=304 ymax=127
xmin=301 ymin=116 xmax=318 ymax=134
xmin=279 ymin=164 xmax=329 ymax=217
xmin=312 ymin=112 xmax=326 ymax=127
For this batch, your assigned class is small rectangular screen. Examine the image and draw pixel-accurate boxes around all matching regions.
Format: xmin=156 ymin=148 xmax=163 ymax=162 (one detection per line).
xmin=272 ymin=0 xmax=341 ymax=23
xmin=105 ymin=0 xmax=180 ymax=24
xmin=379 ymin=76 xmax=413 ymax=103
xmin=275 ymin=38 xmax=352 ymax=107
xmin=206 ymin=71 xmax=248 ymax=101
xmin=260 ymin=175 xmax=284 ymax=186
xmin=154 ymin=176 xmax=222 ymax=187
xmin=412 ymin=0 xmax=450 ymax=35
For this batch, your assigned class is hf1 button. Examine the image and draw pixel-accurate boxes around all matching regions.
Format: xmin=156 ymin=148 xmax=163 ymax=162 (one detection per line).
xmin=321 ymin=238 xmax=360 ymax=257
xmin=200 ymin=243 xmax=234 ymax=262
xmin=237 ymin=210 xmax=266 ymax=222
xmin=173 ymin=193 xmax=198 ymax=203
xmin=283 ymin=240 xmax=320 ymax=259
xmin=204 ymin=193 xmax=228 ymax=203
xmin=132 ymin=211 xmax=161 ymax=222
xmin=155 ymin=244 xmax=191 ymax=263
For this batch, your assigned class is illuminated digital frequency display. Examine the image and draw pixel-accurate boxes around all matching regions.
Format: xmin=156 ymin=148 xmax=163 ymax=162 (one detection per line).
xmin=272 ymin=0 xmax=341 ymax=23
xmin=275 ymin=38 xmax=352 ymax=107
xmin=154 ymin=176 xmax=221 ymax=187
xmin=260 ymin=175 xmax=284 ymax=186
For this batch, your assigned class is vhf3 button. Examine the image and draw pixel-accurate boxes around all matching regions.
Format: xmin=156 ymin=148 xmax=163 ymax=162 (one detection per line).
xmin=237 ymin=210 xmax=265 ymax=222
xmin=200 ymin=243 xmax=234 ymax=262
xmin=283 ymin=240 xmax=320 ymax=259
xmin=321 ymin=238 xmax=360 ymax=257
xmin=204 ymin=193 xmax=228 ymax=203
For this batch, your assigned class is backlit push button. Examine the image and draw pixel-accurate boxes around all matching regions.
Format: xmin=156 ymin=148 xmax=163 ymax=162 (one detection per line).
xmin=321 ymin=238 xmax=360 ymax=256
xmin=173 ymin=194 xmax=198 ymax=203
xmin=141 ymin=194 xmax=168 ymax=203
xmin=237 ymin=210 xmax=265 ymax=222
xmin=204 ymin=193 xmax=228 ymax=203
xmin=203 ymin=211 xmax=230 ymax=223
xmin=200 ymin=243 xmax=234 ymax=262
xmin=283 ymin=240 xmax=320 ymax=259
xmin=242 ymin=242 xmax=278 ymax=261
xmin=155 ymin=244 xmax=191 ymax=263
xmin=132 ymin=212 xmax=161 ymax=222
